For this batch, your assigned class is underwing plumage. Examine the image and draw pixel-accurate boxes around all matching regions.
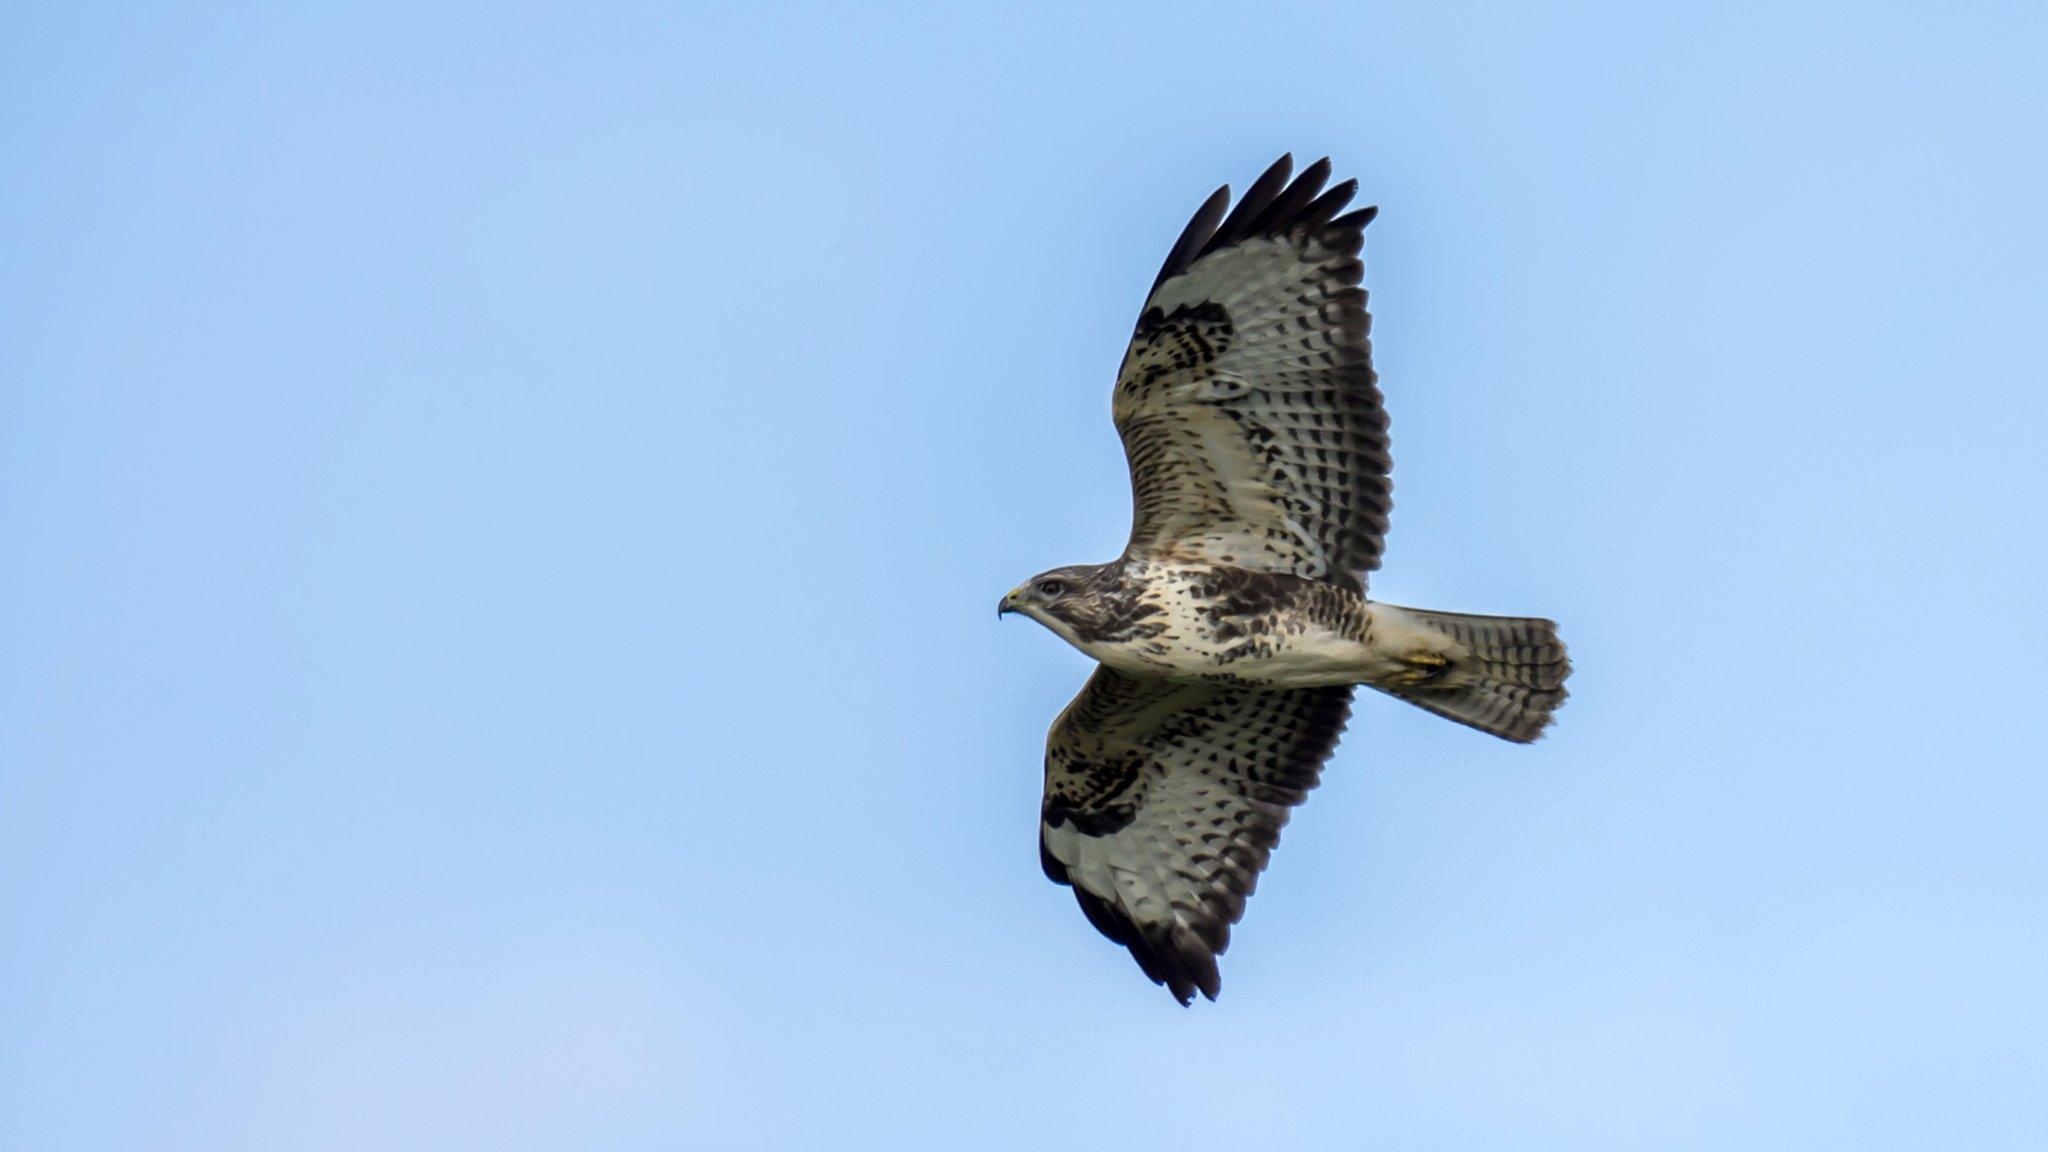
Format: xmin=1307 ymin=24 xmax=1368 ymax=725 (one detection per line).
xmin=1000 ymin=156 xmax=1571 ymax=1004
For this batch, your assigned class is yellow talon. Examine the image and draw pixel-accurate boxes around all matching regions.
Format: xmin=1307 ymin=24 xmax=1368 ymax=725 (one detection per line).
xmin=1395 ymin=651 xmax=1452 ymax=686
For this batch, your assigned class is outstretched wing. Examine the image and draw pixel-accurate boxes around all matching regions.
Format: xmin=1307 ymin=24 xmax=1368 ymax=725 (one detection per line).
xmin=1039 ymin=666 xmax=1354 ymax=1003
xmin=1115 ymin=155 xmax=1391 ymax=593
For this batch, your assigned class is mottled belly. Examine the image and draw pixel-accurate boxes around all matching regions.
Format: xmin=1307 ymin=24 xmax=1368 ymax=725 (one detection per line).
xmin=1201 ymin=627 xmax=1377 ymax=687
xmin=1089 ymin=620 xmax=1376 ymax=688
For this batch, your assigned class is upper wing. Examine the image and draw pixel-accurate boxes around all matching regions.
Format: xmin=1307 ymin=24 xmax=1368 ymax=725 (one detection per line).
xmin=1114 ymin=155 xmax=1391 ymax=593
xmin=1039 ymin=666 xmax=1354 ymax=1003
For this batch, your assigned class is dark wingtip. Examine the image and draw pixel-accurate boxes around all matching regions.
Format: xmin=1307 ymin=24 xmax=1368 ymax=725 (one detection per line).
xmin=1148 ymin=159 xmax=1373 ymax=296
xmin=1151 ymin=182 xmax=1233 ymax=291
xmin=1333 ymin=205 xmax=1380 ymax=230
xmin=1202 ymin=154 xmax=1295 ymax=259
xmin=1298 ymin=179 xmax=1358 ymax=233
xmin=1244 ymin=156 xmax=1333 ymax=237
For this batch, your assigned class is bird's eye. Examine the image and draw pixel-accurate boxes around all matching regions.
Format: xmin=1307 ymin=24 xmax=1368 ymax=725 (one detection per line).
xmin=1036 ymin=579 xmax=1066 ymax=597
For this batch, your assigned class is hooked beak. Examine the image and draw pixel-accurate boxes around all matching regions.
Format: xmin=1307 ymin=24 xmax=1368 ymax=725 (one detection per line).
xmin=998 ymin=586 xmax=1024 ymax=618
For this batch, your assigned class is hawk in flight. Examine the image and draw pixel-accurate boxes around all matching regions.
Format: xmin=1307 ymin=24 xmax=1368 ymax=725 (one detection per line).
xmin=1000 ymin=155 xmax=1571 ymax=1004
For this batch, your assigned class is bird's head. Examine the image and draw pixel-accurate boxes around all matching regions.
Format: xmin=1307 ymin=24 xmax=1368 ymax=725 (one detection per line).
xmin=999 ymin=563 xmax=1140 ymax=651
xmin=1000 ymin=565 xmax=1105 ymax=637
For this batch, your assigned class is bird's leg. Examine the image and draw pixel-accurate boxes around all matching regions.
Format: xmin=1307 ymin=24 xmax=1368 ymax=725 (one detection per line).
xmin=1386 ymin=650 xmax=1453 ymax=688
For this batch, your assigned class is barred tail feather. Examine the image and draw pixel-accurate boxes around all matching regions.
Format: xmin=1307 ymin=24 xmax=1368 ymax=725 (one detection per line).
xmin=1375 ymin=606 xmax=1570 ymax=743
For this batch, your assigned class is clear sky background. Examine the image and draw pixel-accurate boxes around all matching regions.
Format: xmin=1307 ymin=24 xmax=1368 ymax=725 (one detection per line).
xmin=4 ymin=3 xmax=2046 ymax=1149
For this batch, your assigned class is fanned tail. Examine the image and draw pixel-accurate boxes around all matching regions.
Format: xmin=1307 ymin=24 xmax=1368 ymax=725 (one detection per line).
xmin=1371 ymin=605 xmax=1570 ymax=743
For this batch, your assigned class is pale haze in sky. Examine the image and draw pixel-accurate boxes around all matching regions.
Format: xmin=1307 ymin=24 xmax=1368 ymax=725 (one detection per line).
xmin=4 ymin=3 xmax=2046 ymax=1149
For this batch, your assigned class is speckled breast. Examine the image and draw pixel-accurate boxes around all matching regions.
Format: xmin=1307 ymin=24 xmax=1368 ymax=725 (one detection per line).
xmin=1083 ymin=562 xmax=1376 ymax=688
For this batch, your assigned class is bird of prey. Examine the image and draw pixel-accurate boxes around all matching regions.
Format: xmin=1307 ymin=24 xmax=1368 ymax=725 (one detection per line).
xmin=999 ymin=155 xmax=1570 ymax=1004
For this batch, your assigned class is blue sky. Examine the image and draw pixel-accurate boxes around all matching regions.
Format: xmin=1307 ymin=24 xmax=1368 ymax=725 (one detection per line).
xmin=4 ymin=2 xmax=2045 ymax=1148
